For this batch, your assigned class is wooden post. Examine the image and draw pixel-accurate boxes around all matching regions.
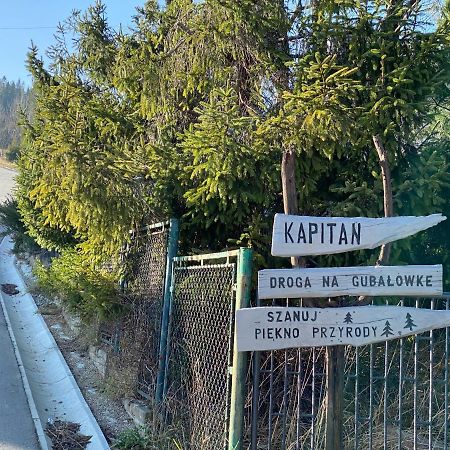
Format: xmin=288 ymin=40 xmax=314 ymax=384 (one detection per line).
xmin=325 ymin=344 xmax=345 ymax=450
xmin=281 ymin=148 xmax=302 ymax=268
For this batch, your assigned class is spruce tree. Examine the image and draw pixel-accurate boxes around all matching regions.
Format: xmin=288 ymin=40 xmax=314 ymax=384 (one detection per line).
xmin=17 ymin=0 xmax=450 ymax=272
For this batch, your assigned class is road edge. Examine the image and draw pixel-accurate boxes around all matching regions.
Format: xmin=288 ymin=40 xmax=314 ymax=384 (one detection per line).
xmin=0 ymin=238 xmax=49 ymax=450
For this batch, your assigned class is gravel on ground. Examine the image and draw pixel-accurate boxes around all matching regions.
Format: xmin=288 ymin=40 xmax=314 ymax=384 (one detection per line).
xmin=15 ymin=258 xmax=134 ymax=445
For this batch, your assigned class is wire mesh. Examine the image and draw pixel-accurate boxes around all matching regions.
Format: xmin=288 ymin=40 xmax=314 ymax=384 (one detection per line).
xmin=98 ymin=319 xmax=120 ymax=350
xmin=250 ymin=295 xmax=450 ymax=450
xmin=166 ymin=253 xmax=237 ymax=450
xmin=119 ymin=222 xmax=169 ymax=399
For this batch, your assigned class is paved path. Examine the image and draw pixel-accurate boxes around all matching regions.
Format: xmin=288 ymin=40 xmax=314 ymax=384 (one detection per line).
xmin=0 ymin=167 xmax=40 ymax=449
xmin=0 ymin=167 xmax=16 ymax=204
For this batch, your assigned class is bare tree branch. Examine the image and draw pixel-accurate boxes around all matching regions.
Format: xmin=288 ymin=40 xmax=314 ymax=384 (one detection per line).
xmin=373 ymin=134 xmax=394 ymax=265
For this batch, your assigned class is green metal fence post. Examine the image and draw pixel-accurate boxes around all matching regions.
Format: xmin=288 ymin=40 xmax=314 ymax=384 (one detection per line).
xmin=228 ymin=247 xmax=253 ymax=450
xmin=155 ymin=218 xmax=179 ymax=404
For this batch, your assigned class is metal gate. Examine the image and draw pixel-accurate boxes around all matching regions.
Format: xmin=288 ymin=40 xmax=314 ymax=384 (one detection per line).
xmin=163 ymin=249 xmax=252 ymax=450
xmin=249 ymin=295 xmax=450 ymax=450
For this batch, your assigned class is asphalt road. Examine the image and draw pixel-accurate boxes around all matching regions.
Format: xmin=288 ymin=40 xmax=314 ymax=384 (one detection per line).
xmin=0 ymin=167 xmax=16 ymax=204
xmin=0 ymin=301 xmax=40 ymax=449
xmin=0 ymin=167 xmax=40 ymax=449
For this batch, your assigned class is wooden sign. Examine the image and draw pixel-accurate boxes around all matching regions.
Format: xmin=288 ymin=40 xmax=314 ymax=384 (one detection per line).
xmin=271 ymin=214 xmax=446 ymax=257
xmin=258 ymin=265 xmax=442 ymax=299
xmin=236 ymin=305 xmax=450 ymax=351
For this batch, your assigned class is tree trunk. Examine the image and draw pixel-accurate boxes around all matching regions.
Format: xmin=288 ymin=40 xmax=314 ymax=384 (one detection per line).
xmin=281 ymin=148 xmax=302 ymax=268
xmin=281 ymin=148 xmax=298 ymax=215
xmin=281 ymin=149 xmax=336 ymax=307
xmin=353 ymin=135 xmax=394 ymax=307
xmin=372 ymin=134 xmax=394 ymax=265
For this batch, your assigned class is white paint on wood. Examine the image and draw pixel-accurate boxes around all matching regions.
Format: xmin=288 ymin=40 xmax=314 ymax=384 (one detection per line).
xmin=236 ymin=305 xmax=450 ymax=351
xmin=258 ymin=265 xmax=442 ymax=299
xmin=271 ymin=214 xmax=446 ymax=256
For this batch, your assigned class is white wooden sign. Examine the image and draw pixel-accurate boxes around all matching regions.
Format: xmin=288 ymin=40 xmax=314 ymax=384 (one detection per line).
xmin=258 ymin=265 xmax=442 ymax=299
xmin=271 ymin=214 xmax=446 ymax=257
xmin=236 ymin=305 xmax=450 ymax=351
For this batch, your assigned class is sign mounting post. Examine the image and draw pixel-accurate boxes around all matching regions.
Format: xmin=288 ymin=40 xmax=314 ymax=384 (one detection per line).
xmin=236 ymin=212 xmax=446 ymax=450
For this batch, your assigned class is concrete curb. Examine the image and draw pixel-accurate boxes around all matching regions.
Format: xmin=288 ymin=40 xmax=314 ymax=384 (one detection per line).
xmin=0 ymin=236 xmax=110 ymax=450
xmin=0 ymin=284 xmax=49 ymax=450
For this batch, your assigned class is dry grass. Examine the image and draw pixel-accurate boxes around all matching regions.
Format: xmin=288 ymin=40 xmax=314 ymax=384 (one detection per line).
xmin=0 ymin=156 xmax=16 ymax=170
xmin=102 ymin=356 xmax=139 ymax=400
xmin=347 ymin=426 xmax=446 ymax=450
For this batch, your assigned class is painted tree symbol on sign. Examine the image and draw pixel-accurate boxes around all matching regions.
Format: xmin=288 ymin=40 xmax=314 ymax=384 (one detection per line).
xmin=381 ymin=320 xmax=394 ymax=337
xmin=344 ymin=312 xmax=353 ymax=324
xmin=404 ymin=313 xmax=417 ymax=331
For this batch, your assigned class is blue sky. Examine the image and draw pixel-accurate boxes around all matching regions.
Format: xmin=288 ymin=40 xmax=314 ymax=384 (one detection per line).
xmin=0 ymin=1 xmax=143 ymax=86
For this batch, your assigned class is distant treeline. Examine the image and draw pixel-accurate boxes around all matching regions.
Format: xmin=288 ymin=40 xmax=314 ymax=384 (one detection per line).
xmin=0 ymin=77 xmax=33 ymax=159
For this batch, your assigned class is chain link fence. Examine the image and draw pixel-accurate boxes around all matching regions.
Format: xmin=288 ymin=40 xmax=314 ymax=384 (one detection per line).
xmin=165 ymin=252 xmax=239 ymax=450
xmin=96 ymin=221 xmax=170 ymax=398
xmin=92 ymin=222 xmax=251 ymax=450
xmin=121 ymin=222 xmax=170 ymax=399
xmin=121 ymin=223 xmax=169 ymax=399
xmin=92 ymin=221 xmax=450 ymax=450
